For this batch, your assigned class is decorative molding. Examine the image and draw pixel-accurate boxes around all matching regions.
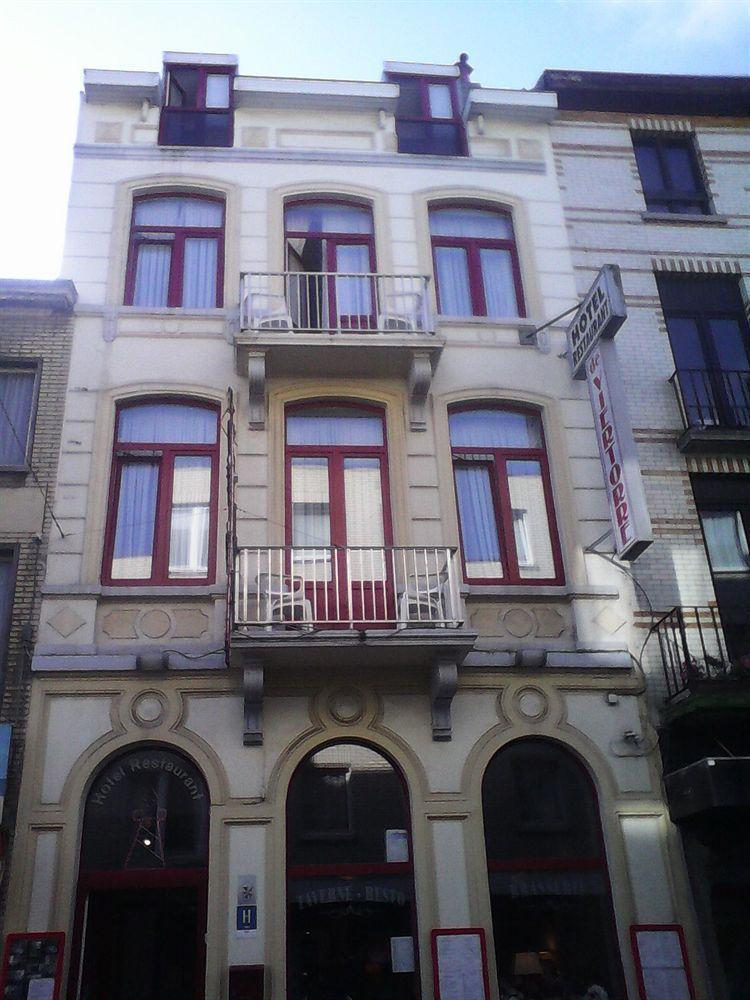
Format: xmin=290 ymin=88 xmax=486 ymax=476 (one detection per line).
xmin=430 ymin=658 xmax=458 ymax=741
xmin=686 ymin=455 xmax=750 ymax=474
xmin=651 ymin=256 xmax=742 ymax=275
xmin=247 ymin=352 xmax=266 ymax=430
xmin=243 ymin=661 xmax=264 ymax=746
xmin=407 ymin=351 xmax=432 ymax=432
xmin=629 ymin=118 xmax=693 ymax=133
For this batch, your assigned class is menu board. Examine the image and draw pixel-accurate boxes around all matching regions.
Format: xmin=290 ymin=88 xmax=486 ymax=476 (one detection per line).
xmin=431 ymin=928 xmax=489 ymax=1000
xmin=0 ymin=934 xmax=64 ymax=1000
xmin=630 ymin=925 xmax=695 ymax=1000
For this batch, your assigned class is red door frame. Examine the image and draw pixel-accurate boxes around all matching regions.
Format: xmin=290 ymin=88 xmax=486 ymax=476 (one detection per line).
xmin=285 ymin=402 xmax=395 ymax=625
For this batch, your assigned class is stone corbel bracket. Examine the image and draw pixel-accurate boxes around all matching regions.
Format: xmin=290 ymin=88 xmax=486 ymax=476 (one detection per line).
xmin=247 ymin=352 xmax=266 ymax=430
xmin=243 ymin=660 xmax=264 ymax=745
xmin=430 ymin=658 xmax=458 ymax=741
xmin=408 ymin=351 xmax=433 ymax=432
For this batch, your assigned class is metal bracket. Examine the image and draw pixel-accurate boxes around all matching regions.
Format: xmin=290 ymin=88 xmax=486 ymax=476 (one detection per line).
xmin=243 ymin=661 xmax=264 ymax=746
xmin=247 ymin=352 xmax=266 ymax=430
xmin=430 ymin=658 xmax=458 ymax=741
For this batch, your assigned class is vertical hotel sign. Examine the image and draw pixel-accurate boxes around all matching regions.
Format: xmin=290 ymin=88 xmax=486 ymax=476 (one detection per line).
xmin=567 ymin=266 xmax=652 ymax=560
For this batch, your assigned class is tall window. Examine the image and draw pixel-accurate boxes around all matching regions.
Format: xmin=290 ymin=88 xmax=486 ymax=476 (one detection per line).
xmin=125 ymin=195 xmax=224 ymax=309
xmin=388 ymin=74 xmax=466 ymax=156
xmin=0 ymin=360 xmax=40 ymax=469
xmin=287 ymin=742 xmax=418 ymax=998
xmin=632 ymin=133 xmax=709 ymax=215
xmin=284 ymin=200 xmax=376 ymax=330
xmin=429 ymin=206 xmax=524 ymax=318
xmin=0 ymin=549 xmax=16 ymax=682
xmin=103 ymin=400 xmax=219 ymax=585
xmin=657 ymin=275 xmax=750 ymax=429
xmin=449 ymin=406 xmax=563 ymax=584
xmin=483 ymin=740 xmax=624 ymax=999
xmin=159 ymin=63 xmax=233 ymax=147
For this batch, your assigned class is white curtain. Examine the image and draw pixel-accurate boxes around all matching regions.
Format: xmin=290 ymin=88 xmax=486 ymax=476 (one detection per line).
xmin=449 ymin=409 xmax=541 ymax=449
xmin=335 ymin=245 xmax=372 ymax=320
xmin=0 ymin=369 xmax=35 ymax=465
xmin=205 ymin=74 xmax=230 ymax=109
xmin=428 ymin=84 xmax=453 ymax=119
xmin=434 ymin=247 xmax=471 ymax=315
xmin=344 ymin=458 xmax=385 ymax=580
xmin=182 ymin=238 xmax=218 ymax=308
xmin=287 ymin=408 xmax=383 ymax=447
xmin=454 ymin=465 xmax=503 ymax=579
xmin=134 ymin=197 xmax=223 ymax=228
xmin=480 ymin=248 xmax=518 ymax=317
xmin=507 ymin=460 xmax=555 ymax=578
xmin=285 ymin=202 xmax=373 ymax=235
xmin=701 ymin=510 xmax=750 ymax=572
xmin=291 ymin=457 xmax=332 ymax=581
xmin=111 ymin=462 xmax=159 ymax=579
xmin=133 ymin=245 xmax=171 ymax=307
xmin=168 ymin=456 xmax=211 ymax=578
xmin=119 ymin=403 xmax=216 ymax=445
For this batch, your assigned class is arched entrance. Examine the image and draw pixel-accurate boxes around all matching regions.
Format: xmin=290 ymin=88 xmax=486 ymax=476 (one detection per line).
xmin=286 ymin=741 xmax=419 ymax=998
xmin=482 ymin=739 xmax=624 ymax=999
xmin=69 ymin=746 xmax=209 ymax=1000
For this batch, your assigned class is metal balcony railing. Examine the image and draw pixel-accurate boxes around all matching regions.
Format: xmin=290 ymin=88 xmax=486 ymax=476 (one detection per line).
xmin=240 ymin=271 xmax=433 ymax=336
xmin=670 ymin=368 xmax=750 ymax=431
xmin=234 ymin=545 xmax=462 ymax=629
xmin=655 ymin=605 xmax=750 ymax=700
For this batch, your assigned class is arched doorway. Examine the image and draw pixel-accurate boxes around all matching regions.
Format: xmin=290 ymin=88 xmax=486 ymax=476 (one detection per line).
xmin=69 ymin=746 xmax=209 ymax=1000
xmin=482 ymin=739 xmax=624 ymax=999
xmin=286 ymin=741 xmax=419 ymax=998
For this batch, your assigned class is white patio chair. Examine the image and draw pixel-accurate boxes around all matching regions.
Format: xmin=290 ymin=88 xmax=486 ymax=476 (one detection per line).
xmin=245 ymin=289 xmax=293 ymax=331
xmin=397 ymin=566 xmax=450 ymax=629
xmin=255 ymin=572 xmax=313 ymax=630
xmin=377 ymin=289 xmax=424 ymax=332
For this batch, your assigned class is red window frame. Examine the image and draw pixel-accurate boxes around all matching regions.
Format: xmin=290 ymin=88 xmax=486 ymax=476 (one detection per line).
xmin=124 ymin=193 xmax=225 ymax=308
xmin=450 ymin=403 xmax=563 ymax=586
xmin=102 ymin=398 xmax=220 ymax=586
xmin=430 ymin=203 xmax=526 ymax=318
xmin=388 ymin=74 xmax=468 ymax=156
xmin=159 ymin=63 xmax=235 ymax=148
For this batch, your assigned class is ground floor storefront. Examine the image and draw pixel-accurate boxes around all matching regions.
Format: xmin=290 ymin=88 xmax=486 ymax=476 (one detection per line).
xmin=3 ymin=670 xmax=706 ymax=1000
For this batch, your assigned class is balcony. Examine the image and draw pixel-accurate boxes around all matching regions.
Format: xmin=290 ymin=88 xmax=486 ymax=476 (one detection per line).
xmin=235 ymin=272 xmax=443 ymax=429
xmin=669 ymin=368 xmax=750 ymax=452
xmin=228 ymin=545 xmax=477 ymax=743
xmin=655 ymin=605 xmax=750 ymax=702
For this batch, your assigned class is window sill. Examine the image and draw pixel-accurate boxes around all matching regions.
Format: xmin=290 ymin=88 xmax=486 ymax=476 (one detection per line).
xmin=461 ymin=583 xmax=619 ymax=601
xmin=42 ymin=582 xmax=226 ymax=598
xmin=437 ymin=315 xmax=534 ymax=329
xmin=118 ymin=306 xmax=228 ymax=317
xmin=641 ymin=211 xmax=727 ymax=226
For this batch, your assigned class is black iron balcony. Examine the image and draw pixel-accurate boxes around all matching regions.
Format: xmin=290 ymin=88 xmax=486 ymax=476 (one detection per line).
xmin=669 ymin=368 xmax=750 ymax=452
xmin=655 ymin=605 xmax=750 ymax=700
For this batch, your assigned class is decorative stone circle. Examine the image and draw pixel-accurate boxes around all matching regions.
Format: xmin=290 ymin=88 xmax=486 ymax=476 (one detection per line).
xmin=139 ymin=609 xmax=172 ymax=639
xmin=327 ymin=687 xmax=365 ymax=726
xmin=131 ymin=690 xmax=167 ymax=728
xmin=514 ymin=686 xmax=549 ymax=722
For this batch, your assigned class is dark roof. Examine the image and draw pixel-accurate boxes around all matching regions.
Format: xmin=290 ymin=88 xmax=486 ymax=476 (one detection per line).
xmin=536 ymin=69 xmax=750 ymax=117
xmin=0 ymin=279 xmax=77 ymax=312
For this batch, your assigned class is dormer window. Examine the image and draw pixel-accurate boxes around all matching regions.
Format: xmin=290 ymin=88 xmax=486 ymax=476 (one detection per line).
xmin=159 ymin=64 xmax=233 ymax=147
xmin=388 ymin=75 xmax=466 ymax=156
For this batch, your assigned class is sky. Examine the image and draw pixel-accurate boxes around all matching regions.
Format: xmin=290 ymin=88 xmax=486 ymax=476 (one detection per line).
xmin=0 ymin=0 xmax=748 ymax=281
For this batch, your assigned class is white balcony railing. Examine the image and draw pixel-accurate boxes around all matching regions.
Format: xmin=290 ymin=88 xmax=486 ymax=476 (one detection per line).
xmin=240 ymin=271 xmax=433 ymax=336
xmin=234 ymin=546 xmax=462 ymax=629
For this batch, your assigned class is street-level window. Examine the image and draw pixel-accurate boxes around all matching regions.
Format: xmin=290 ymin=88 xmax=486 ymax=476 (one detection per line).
xmin=159 ymin=64 xmax=233 ymax=147
xmin=632 ymin=133 xmax=710 ymax=214
xmin=657 ymin=274 xmax=750 ymax=430
xmin=483 ymin=740 xmax=625 ymax=999
xmin=0 ymin=359 xmax=40 ymax=470
xmin=429 ymin=206 xmax=524 ymax=317
xmin=449 ymin=406 xmax=563 ymax=584
xmin=103 ymin=400 xmax=219 ymax=585
xmin=388 ymin=74 xmax=466 ymax=156
xmin=125 ymin=195 xmax=224 ymax=308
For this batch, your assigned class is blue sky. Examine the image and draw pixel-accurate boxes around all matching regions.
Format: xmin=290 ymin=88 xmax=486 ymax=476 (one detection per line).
xmin=1 ymin=0 xmax=748 ymax=279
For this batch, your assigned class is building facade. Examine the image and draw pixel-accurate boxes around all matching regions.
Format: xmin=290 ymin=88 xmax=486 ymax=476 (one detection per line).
xmin=0 ymin=278 xmax=76 ymax=921
xmin=3 ymin=54 xmax=715 ymax=1000
xmin=540 ymin=70 xmax=750 ymax=1000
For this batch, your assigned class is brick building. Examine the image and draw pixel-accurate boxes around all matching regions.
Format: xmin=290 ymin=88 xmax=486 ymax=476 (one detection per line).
xmin=0 ymin=279 xmax=76 ymax=923
xmin=539 ymin=70 xmax=750 ymax=1000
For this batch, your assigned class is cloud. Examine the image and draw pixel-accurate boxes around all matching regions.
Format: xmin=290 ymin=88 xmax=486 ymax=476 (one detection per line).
xmin=597 ymin=0 xmax=748 ymax=53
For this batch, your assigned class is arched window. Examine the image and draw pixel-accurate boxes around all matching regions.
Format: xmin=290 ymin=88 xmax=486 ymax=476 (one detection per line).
xmin=429 ymin=205 xmax=524 ymax=318
xmin=71 ymin=746 xmax=209 ymax=1000
xmin=284 ymin=199 xmax=376 ymax=330
xmin=103 ymin=399 xmax=220 ymax=585
xmin=287 ymin=742 xmax=418 ymax=998
xmin=449 ymin=405 xmax=563 ymax=584
xmin=125 ymin=194 xmax=225 ymax=308
xmin=483 ymin=740 xmax=623 ymax=999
